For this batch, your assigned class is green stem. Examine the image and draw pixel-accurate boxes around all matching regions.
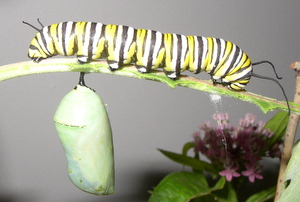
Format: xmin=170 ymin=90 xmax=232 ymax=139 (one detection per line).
xmin=0 ymin=58 xmax=297 ymax=114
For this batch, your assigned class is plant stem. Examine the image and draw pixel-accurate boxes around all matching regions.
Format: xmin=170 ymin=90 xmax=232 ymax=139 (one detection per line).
xmin=0 ymin=58 xmax=296 ymax=114
xmin=275 ymin=62 xmax=300 ymax=200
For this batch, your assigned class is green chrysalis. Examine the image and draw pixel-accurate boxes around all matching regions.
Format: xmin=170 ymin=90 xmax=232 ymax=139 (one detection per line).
xmin=53 ymin=78 xmax=114 ymax=195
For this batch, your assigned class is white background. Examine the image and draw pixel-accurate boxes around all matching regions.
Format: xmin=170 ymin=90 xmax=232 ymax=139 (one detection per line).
xmin=0 ymin=0 xmax=299 ymax=201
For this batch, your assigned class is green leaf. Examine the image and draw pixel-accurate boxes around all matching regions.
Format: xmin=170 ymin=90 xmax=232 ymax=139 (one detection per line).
xmin=149 ymin=171 xmax=208 ymax=202
xmin=212 ymin=177 xmax=227 ymax=190
xmin=264 ymin=111 xmax=289 ymax=147
xmin=210 ymin=181 xmax=238 ymax=202
xmin=193 ymin=177 xmax=229 ymax=202
xmin=182 ymin=142 xmax=196 ymax=156
xmin=245 ymin=186 xmax=276 ymax=202
xmin=149 ymin=172 xmax=225 ymax=202
xmin=158 ymin=149 xmax=218 ymax=175
xmin=194 ymin=180 xmax=237 ymax=202
xmin=278 ymin=142 xmax=300 ymax=201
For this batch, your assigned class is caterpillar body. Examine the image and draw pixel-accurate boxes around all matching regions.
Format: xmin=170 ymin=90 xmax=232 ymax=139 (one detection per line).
xmin=54 ymin=79 xmax=114 ymax=195
xmin=24 ymin=20 xmax=290 ymax=113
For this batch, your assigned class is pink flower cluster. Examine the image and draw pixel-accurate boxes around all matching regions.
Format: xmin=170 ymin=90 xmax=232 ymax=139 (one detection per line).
xmin=193 ymin=113 xmax=281 ymax=183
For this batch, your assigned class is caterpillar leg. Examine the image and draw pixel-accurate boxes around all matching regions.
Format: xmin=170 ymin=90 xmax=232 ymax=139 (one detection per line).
xmin=210 ymin=78 xmax=231 ymax=88
xmin=164 ymin=70 xmax=180 ymax=80
xmin=77 ymin=55 xmax=91 ymax=64
xmin=136 ymin=65 xmax=151 ymax=73
xmin=107 ymin=60 xmax=121 ymax=71
xmin=210 ymin=76 xmax=247 ymax=91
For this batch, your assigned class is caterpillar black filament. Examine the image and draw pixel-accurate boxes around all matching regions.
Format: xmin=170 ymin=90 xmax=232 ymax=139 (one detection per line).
xmin=23 ymin=20 xmax=290 ymax=113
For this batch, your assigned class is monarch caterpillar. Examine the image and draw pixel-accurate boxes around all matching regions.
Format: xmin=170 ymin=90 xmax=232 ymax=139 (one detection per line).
xmin=23 ymin=20 xmax=290 ymax=113
xmin=53 ymin=73 xmax=114 ymax=195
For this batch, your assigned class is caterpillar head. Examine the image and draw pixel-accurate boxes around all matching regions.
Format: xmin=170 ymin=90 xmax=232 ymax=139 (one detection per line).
xmin=28 ymin=36 xmax=51 ymax=62
xmin=23 ymin=20 xmax=52 ymax=62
